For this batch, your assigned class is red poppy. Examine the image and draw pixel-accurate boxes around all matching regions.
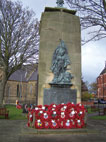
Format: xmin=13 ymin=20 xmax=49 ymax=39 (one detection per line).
xmin=16 ymin=104 xmax=22 ymax=109
xmin=58 ymin=104 xmax=68 ymax=112
xmin=35 ymin=119 xmax=44 ymax=129
xmin=27 ymin=108 xmax=31 ymax=112
xmin=59 ymin=111 xmax=67 ymax=121
xmin=58 ymin=120 xmax=64 ymax=128
xmin=48 ymin=104 xmax=57 ymax=112
xmin=49 ymin=103 xmax=57 ymax=108
xmin=37 ymin=105 xmax=43 ymax=109
xmin=76 ymin=103 xmax=85 ymax=110
xmin=44 ymin=121 xmax=50 ymax=129
xmin=75 ymin=119 xmax=85 ymax=128
xmin=42 ymin=111 xmax=50 ymax=121
xmin=67 ymin=103 xmax=76 ymax=112
xmin=49 ymin=110 xmax=59 ymax=120
xmin=76 ymin=108 xmax=85 ymax=119
xmin=28 ymin=111 xmax=33 ymax=122
xmin=49 ymin=119 xmax=59 ymax=129
xmin=44 ymin=104 xmax=49 ymax=111
xmin=67 ymin=110 xmax=76 ymax=119
xmin=63 ymin=119 xmax=73 ymax=129
xmin=35 ymin=109 xmax=44 ymax=119
xmin=70 ymin=119 xmax=76 ymax=128
xmin=27 ymin=122 xmax=30 ymax=127
xmin=34 ymin=107 xmax=39 ymax=111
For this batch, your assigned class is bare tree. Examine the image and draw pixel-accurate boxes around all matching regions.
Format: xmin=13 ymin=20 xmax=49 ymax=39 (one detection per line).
xmin=0 ymin=0 xmax=39 ymax=105
xmin=65 ymin=0 xmax=106 ymax=45
xmin=89 ymin=81 xmax=97 ymax=94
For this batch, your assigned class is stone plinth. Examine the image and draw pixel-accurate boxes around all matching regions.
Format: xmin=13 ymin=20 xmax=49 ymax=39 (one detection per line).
xmin=44 ymin=87 xmax=77 ymax=105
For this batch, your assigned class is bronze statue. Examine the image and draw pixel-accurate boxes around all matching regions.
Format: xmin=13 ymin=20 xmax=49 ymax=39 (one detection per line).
xmin=56 ymin=0 xmax=64 ymax=7
xmin=50 ymin=40 xmax=73 ymax=85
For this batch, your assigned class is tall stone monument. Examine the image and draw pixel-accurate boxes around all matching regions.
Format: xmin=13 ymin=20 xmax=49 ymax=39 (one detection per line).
xmin=38 ymin=3 xmax=81 ymax=105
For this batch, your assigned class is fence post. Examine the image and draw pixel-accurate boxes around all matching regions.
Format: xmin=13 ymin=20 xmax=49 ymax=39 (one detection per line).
xmin=32 ymin=112 xmax=35 ymax=128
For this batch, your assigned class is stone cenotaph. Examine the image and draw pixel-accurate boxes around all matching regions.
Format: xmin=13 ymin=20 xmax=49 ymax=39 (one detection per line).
xmin=38 ymin=2 xmax=81 ymax=105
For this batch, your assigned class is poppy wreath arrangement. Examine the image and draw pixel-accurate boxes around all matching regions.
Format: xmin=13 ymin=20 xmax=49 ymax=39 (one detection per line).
xmin=49 ymin=119 xmax=59 ymax=129
xmin=35 ymin=119 xmax=44 ymax=129
xmin=27 ymin=111 xmax=34 ymax=122
xmin=27 ymin=102 xmax=86 ymax=129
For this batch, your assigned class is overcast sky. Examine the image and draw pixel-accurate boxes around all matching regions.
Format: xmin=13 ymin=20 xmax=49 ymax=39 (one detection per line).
xmin=11 ymin=0 xmax=106 ymax=84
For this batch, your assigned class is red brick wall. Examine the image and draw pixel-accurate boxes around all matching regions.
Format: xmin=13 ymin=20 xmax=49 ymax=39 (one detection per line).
xmin=97 ymin=73 xmax=106 ymax=100
xmin=82 ymin=101 xmax=94 ymax=106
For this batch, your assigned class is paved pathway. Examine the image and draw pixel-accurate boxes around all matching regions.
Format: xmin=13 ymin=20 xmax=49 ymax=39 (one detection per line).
xmin=0 ymin=114 xmax=106 ymax=142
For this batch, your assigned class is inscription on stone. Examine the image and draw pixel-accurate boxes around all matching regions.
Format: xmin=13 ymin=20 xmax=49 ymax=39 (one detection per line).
xmin=44 ymin=87 xmax=77 ymax=105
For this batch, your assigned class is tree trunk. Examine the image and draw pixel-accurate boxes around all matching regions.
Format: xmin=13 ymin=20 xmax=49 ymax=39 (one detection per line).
xmin=0 ymin=69 xmax=7 ymax=106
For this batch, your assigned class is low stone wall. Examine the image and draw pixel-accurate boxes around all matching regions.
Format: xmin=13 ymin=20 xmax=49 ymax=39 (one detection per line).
xmin=82 ymin=101 xmax=94 ymax=106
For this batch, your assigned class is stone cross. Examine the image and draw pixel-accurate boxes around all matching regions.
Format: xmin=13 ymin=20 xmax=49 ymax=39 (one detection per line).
xmin=56 ymin=0 xmax=64 ymax=8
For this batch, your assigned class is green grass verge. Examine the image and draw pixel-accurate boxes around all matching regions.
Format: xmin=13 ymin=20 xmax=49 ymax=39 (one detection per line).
xmin=87 ymin=107 xmax=95 ymax=114
xmin=86 ymin=107 xmax=99 ymax=114
xmin=90 ymin=115 xmax=106 ymax=120
xmin=0 ymin=105 xmax=27 ymax=120
xmin=87 ymin=108 xmax=92 ymax=114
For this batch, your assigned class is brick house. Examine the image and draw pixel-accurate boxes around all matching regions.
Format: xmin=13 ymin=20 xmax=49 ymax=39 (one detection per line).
xmin=97 ymin=64 xmax=106 ymax=100
xmin=3 ymin=65 xmax=38 ymax=104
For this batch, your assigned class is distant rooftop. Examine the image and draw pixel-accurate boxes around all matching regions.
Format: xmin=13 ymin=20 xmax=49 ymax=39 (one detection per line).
xmin=100 ymin=67 xmax=106 ymax=75
xmin=8 ymin=64 xmax=38 ymax=82
xmin=99 ymin=62 xmax=106 ymax=75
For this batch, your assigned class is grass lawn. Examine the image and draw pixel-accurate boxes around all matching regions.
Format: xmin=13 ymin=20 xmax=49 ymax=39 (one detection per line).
xmin=87 ymin=107 xmax=93 ymax=114
xmin=87 ymin=107 xmax=106 ymax=120
xmin=87 ymin=107 xmax=96 ymax=114
xmin=90 ymin=115 xmax=106 ymax=120
xmin=0 ymin=105 xmax=27 ymax=120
